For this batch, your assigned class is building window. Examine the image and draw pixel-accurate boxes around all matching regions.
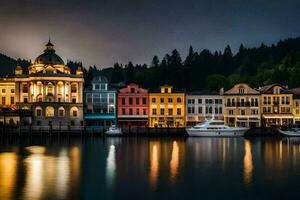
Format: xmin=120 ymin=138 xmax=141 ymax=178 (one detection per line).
xmin=143 ymin=109 xmax=146 ymax=115
xmin=198 ymin=107 xmax=202 ymax=114
xmin=152 ymin=98 xmax=156 ymax=103
xmin=177 ymin=108 xmax=181 ymax=115
xmin=168 ymin=108 xmax=173 ymax=115
xmin=251 ymin=109 xmax=258 ymax=115
xmin=177 ymin=98 xmax=182 ymax=103
xmin=36 ymin=108 xmax=42 ymax=117
xmin=10 ymin=96 xmax=14 ymax=104
xmin=239 ymin=87 xmax=245 ymax=94
xmin=122 ymin=98 xmax=125 ymax=105
xmin=136 ymin=109 xmax=139 ymax=115
xmin=164 ymin=88 xmax=168 ymax=93
xmin=2 ymin=89 xmax=5 ymax=93
xmin=198 ymin=99 xmax=202 ymax=104
xmin=142 ymin=97 xmax=147 ymax=105
xmin=24 ymin=97 xmax=28 ymax=103
xmin=188 ymin=107 xmax=194 ymax=114
xmin=136 ymin=98 xmax=140 ymax=105
xmin=22 ymin=84 xmax=28 ymax=93
xmin=152 ymin=109 xmax=157 ymax=115
xmin=46 ymin=106 xmax=54 ymax=117
xmin=122 ymin=108 xmax=125 ymax=115
xmin=129 ymin=108 xmax=133 ymax=115
xmin=73 ymin=110 xmax=78 ymax=117
xmin=95 ymin=84 xmax=100 ymax=90
xmin=240 ymin=109 xmax=245 ymax=115
xmin=1 ymin=96 xmax=5 ymax=105
xmin=72 ymin=98 xmax=76 ymax=103
xmin=219 ymin=107 xmax=222 ymax=114
xmin=58 ymin=107 xmax=65 ymax=117
xmin=229 ymin=110 xmax=234 ymax=115
xmin=206 ymin=106 xmax=212 ymax=114
xmin=187 ymin=99 xmax=195 ymax=104
xmin=160 ymin=98 xmax=164 ymax=103
xmin=11 ymin=89 xmax=14 ymax=93
xmin=168 ymin=98 xmax=173 ymax=103
xmin=71 ymin=84 xmax=77 ymax=93
xmin=131 ymin=88 xmax=135 ymax=93
xmin=129 ymin=97 xmax=133 ymax=105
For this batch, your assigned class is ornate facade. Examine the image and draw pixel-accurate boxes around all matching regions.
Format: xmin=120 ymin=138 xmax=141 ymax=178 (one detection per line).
xmin=224 ymin=83 xmax=261 ymax=127
xmin=15 ymin=41 xmax=84 ymax=127
xmin=258 ymin=84 xmax=293 ymax=127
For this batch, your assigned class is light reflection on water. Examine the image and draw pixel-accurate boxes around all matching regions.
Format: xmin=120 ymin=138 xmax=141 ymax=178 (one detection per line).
xmin=0 ymin=137 xmax=299 ymax=199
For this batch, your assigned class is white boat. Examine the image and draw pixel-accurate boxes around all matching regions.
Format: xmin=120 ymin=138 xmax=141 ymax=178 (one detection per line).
xmin=278 ymin=128 xmax=300 ymax=137
xmin=105 ymin=125 xmax=123 ymax=136
xmin=186 ymin=119 xmax=249 ymax=137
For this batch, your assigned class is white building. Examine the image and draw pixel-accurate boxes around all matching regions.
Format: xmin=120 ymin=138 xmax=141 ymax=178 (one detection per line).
xmin=186 ymin=91 xmax=224 ymax=126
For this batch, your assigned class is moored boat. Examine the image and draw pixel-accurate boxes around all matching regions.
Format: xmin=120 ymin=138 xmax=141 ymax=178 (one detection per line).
xmin=105 ymin=125 xmax=123 ymax=136
xmin=186 ymin=119 xmax=249 ymax=137
xmin=278 ymin=128 xmax=300 ymax=137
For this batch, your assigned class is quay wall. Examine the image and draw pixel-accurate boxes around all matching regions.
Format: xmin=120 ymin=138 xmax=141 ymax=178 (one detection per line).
xmin=0 ymin=125 xmax=283 ymax=137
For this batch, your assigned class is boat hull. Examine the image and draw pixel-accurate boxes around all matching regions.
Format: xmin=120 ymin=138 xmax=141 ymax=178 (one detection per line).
xmin=186 ymin=128 xmax=248 ymax=137
xmin=278 ymin=129 xmax=300 ymax=137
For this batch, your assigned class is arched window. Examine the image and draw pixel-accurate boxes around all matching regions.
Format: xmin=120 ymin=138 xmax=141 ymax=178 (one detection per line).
xmin=35 ymin=107 xmax=42 ymax=117
xmin=58 ymin=106 xmax=65 ymax=117
xmin=46 ymin=106 xmax=54 ymax=117
xmin=239 ymin=87 xmax=245 ymax=94
xmin=70 ymin=106 xmax=78 ymax=117
xmin=47 ymin=83 xmax=54 ymax=95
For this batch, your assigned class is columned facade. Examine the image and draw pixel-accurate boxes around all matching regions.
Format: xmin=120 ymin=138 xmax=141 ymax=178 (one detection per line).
xmin=15 ymin=41 xmax=84 ymax=128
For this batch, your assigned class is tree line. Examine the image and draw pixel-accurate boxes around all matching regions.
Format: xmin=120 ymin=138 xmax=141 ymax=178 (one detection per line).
xmin=1 ymin=37 xmax=300 ymax=91
xmin=83 ymin=37 xmax=300 ymax=91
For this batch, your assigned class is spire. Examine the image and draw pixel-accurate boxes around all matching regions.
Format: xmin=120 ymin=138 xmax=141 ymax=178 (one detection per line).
xmin=44 ymin=38 xmax=55 ymax=53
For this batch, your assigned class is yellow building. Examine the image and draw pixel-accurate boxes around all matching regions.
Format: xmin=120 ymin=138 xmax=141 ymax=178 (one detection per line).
xmin=258 ymin=84 xmax=293 ymax=127
xmin=0 ymin=78 xmax=16 ymax=109
xmin=224 ymin=83 xmax=261 ymax=127
xmin=290 ymin=88 xmax=300 ymax=125
xmin=149 ymin=86 xmax=185 ymax=127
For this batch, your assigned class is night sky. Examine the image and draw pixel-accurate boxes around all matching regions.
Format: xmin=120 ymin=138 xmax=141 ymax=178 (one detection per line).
xmin=0 ymin=0 xmax=300 ymax=68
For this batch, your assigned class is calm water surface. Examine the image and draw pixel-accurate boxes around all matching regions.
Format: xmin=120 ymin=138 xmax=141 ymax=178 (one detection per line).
xmin=0 ymin=137 xmax=300 ymax=200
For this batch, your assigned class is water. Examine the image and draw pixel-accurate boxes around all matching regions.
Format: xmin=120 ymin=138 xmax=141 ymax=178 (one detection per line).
xmin=0 ymin=137 xmax=300 ymax=200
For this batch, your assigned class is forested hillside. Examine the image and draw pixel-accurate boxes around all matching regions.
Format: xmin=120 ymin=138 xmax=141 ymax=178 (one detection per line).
xmin=1 ymin=37 xmax=300 ymax=91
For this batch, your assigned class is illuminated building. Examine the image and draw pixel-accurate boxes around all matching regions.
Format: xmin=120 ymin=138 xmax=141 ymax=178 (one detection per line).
xmin=15 ymin=40 xmax=84 ymax=127
xmin=290 ymin=88 xmax=300 ymax=125
xmin=84 ymin=76 xmax=117 ymax=127
xmin=186 ymin=91 xmax=224 ymax=126
xmin=117 ymin=83 xmax=148 ymax=128
xmin=224 ymin=83 xmax=261 ymax=127
xmin=149 ymin=86 xmax=185 ymax=127
xmin=258 ymin=84 xmax=293 ymax=127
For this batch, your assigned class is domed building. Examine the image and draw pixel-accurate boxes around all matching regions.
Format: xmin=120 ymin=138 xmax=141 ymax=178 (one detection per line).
xmin=15 ymin=40 xmax=84 ymax=128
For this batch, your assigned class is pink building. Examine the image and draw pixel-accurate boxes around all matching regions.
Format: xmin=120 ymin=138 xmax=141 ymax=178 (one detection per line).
xmin=118 ymin=83 xmax=149 ymax=127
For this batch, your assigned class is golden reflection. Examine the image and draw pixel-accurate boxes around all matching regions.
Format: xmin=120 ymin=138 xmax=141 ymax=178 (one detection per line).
xmin=149 ymin=142 xmax=160 ymax=190
xmin=70 ymin=146 xmax=80 ymax=185
xmin=56 ymin=149 xmax=70 ymax=199
xmin=170 ymin=141 xmax=179 ymax=183
xmin=0 ymin=152 xmax=17 ymax=200
xmin=25 ymin=146 xmax=46 ymax=154
xmin=243 ymin=139 xmax=253 ymax=187
xmin=106 ymin=145 xmax=116 ymax=189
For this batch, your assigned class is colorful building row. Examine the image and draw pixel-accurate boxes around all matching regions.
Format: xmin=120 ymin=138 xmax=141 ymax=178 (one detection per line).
xmin=0 ymin=41 xmax=300 ymax=129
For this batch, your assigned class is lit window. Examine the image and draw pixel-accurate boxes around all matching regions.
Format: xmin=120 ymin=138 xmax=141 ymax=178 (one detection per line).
xmin=46 ymin=106 xmax=54 ymax=117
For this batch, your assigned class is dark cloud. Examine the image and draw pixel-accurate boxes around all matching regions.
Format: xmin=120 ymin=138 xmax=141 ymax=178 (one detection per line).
xmin=0 ymin=0 xmax=299 ymax=67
